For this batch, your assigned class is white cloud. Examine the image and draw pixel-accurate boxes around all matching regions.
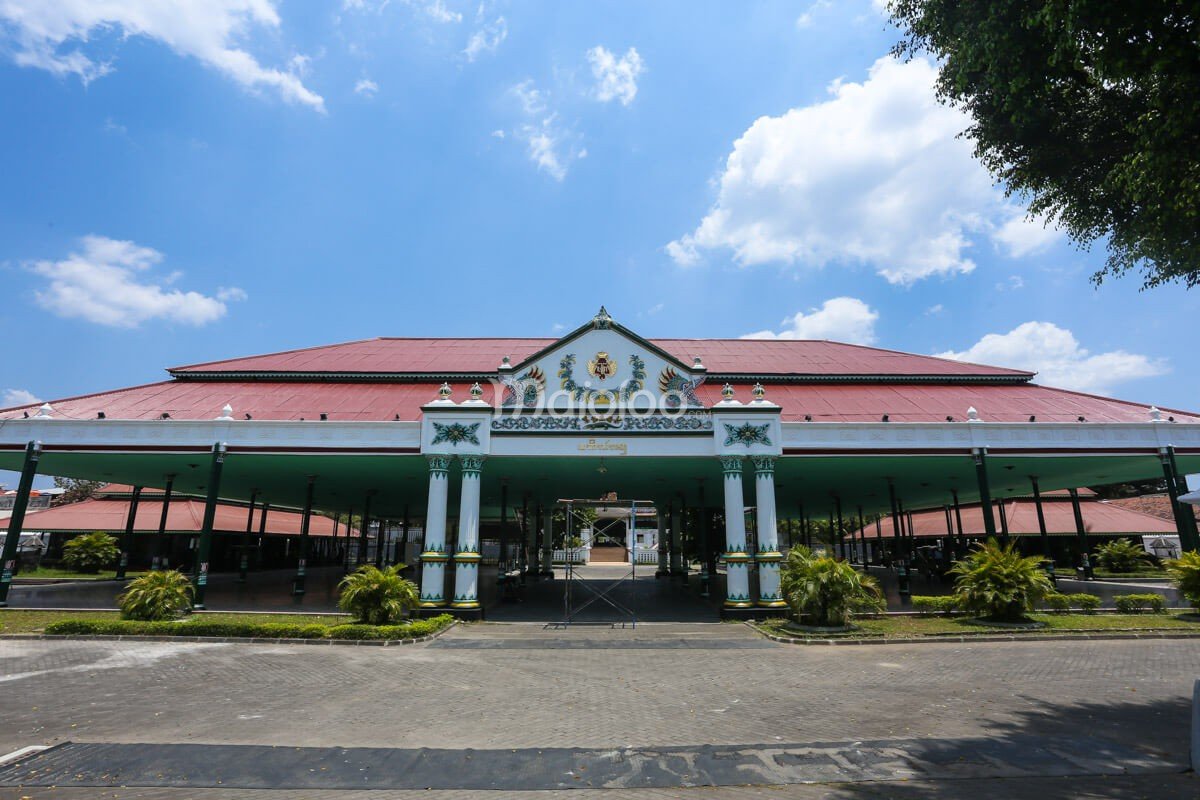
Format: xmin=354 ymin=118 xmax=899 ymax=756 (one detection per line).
xmin=0 ymin=1 xmax=325 ymax=112
xmin=993 ymin=212 xmax=1061 ymax=257
xmin=28 ymin=235 xmax=244 ymax=328
xmin=421 ymin=0 xmax=462 ymax=23
xmin=925 ymin=303 xmax=944 ymax=316
xmin=667 ymin=56 xmax=1062 ymax=284
xmin=216 ymin=286 xmax=248 ymax=302
xmin=936 ymin=321 xmax=1167 ymax=394
xmin=587 ymin=45 xmax=644 ymax=106
xmin=508 ymin=80 xmax=583 ymax=181
xmin=1 ymin=389 xmax=40 ymax=408
xmin=742 ymin=297 xmax=879 ymax=345
xmin=490 ymin=129 xmax=505 ymax=139
xmin=463 ymin=15 xmax=506 ymax=61
xmin=796 ymin=0 xmax=832 ymax=28
xmin=354 ymin=77 xmax=378 ymax=96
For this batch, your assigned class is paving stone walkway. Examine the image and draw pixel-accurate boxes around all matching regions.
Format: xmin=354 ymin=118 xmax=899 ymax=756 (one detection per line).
xmin=0 ymin=622 xmax=1196 ymax=797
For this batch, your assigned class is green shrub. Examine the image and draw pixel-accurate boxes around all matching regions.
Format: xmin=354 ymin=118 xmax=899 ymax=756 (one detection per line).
xmin=337 ymin=564 xmax=419 ymax=624
xmin=1113 ymin=593 xmax=1166 ymax=613
xmin=911 ymin=595 xmax=958 ymax=615
xmin=61 ymin=531 xmax=119 ymax=574
xmin=951 ymin=538 xmax=1054 ymax=622
xmin=43 ymin=613 xmax=455 ymax=640
xmin=1094 ymin=539 xmax=1151 ymax=573
xmin=781 ymin=546 xmax=884 ymax=627
xmin=117 ymin=570 xmax=194 ymax=620
xmin=1067 ymin=593 xmax=1101 ymax=613
xmin=1042 ymin=592 xmax=1072 ymax=613
xmin=1165 ymin=551 xmax=1200 ymax=611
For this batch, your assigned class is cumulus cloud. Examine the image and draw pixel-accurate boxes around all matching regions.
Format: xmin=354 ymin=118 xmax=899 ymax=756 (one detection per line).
xmin=936 ymin=321 xmax=1167 ymax=394
xmin=1 ymin=389 xmax=40 ymax=408
xmin=354 ymin=77 xmax=378 ymax=97
xmin=667 ymin=56 xmax=1062 ymax=284
xmin=28 ymin=235 xmax=245 ymax=328
xmin=795 ymin=0 xmax=832 ymax=28
xmin=587 ymin=46 xmax=644 ymax=106
xmin=464 ymin=15 xmax=506 ymax=61
xmin=742 ymin=297 xmax=879 ymax=345
xmin=0 ymin=0 xmax=325 ymax=112
xmin=508 ymin=80 xmax=584 ymax=181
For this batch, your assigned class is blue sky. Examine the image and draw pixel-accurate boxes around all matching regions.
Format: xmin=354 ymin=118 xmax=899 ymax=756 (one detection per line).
xmin=1 ymin=0 xmax=1197 ymax=445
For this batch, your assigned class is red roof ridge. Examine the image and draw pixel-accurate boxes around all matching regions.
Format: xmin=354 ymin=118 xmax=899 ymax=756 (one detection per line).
xmin=1023 ymin=382 xmax=1196 ymax=420
xmin=825 ymin=338 xmax=1034 ymax=377
xmin=1097 ymin=498 xmax=1191 ymax=526
xmin=168 ymin=336 xmax=387 ymax=373
xmin=0 ymin=379 xmax=178 ymax=415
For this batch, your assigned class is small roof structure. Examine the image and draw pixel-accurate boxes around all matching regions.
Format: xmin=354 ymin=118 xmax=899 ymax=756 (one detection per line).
xmin=19 ymin=484 xmax=353 ymax=538
xmin=855 ymin=491 xmax=1179 ymax=539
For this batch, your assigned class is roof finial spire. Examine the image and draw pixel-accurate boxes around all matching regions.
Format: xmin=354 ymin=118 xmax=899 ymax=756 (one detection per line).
xmin=593 ymin=306 xmax=612 ymax=329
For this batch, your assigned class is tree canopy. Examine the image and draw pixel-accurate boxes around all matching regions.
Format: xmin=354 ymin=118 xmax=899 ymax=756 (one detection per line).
xmin=889 ymin=1 xmax=1199 ymax=288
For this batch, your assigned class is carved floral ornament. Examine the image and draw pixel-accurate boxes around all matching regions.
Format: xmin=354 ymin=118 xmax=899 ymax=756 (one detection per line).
xmin=431 ymin=421 xmax=481 ymax=446
xmin=723 ymin=422 xmax=772 ymax=448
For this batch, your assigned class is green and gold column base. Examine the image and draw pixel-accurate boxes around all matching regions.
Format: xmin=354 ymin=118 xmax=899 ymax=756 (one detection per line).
xmin=756 ymin=598 xmax=789 ymax=608
xmin=418 ymin=599 xmax=446 ymax=608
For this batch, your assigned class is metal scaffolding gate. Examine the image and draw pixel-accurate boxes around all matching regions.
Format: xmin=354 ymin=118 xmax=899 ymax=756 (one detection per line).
xmin=552 ymin=498 xmax=652 ymax=628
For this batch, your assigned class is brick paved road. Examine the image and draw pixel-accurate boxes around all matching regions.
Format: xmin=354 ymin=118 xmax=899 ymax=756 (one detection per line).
xmin=0 ymin=623 xmax=1197 ymax=797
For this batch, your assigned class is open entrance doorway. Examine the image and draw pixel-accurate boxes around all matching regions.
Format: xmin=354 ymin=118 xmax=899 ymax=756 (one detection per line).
xmin=554 ymin=498 xmax=647 ymax=627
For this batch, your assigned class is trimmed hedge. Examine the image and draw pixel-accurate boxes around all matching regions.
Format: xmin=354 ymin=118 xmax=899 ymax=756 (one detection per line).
xmin=43 ymin=613 xmax=454 ymax=640
xmin=911 ymin=595 xmax=958 ymax=615
xmin=1113 ymin=593 xmax=1166 ymax=614
xmin=1043 ymin=592 xmax=1101 ymax=613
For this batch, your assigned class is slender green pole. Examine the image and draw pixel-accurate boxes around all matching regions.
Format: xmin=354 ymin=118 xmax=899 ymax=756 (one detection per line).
xmin=293 ymin=477 xmax=315 ymax=595
xmin=116 ymin=485 xmax=141 ymax=580
xmin=238 ymin=490 xmax=257 ymax=583
xmin=192 ymin=442 xmax=227 ymax=609
xmin=499 ymin=482 xmax=509 ymax=573
xmin=0 ymin=441 xmax=41 ymax=606
xmin=1031 ymin=477 xmax=1050 ymax=559
xmin=154 ymin=475 xmax=175 ymax=570
xmin=973 ymin=449 xmax=998 ymax=539
xmin=256 ymin=502 xmax=269 ymax=568
xmin=1162 ymin=447 xmax=1199 ymax=552
xmin=358 ymin=491 xmax=372 ymax=566
xmin=1069 ymin=488 xmax=1091 ymax=579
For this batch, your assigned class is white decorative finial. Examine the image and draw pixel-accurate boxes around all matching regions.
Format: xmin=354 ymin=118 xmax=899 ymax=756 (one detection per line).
xmin=34 ymin=403 xmax=53 ymax=419
xmin=216 ymin=403 xmax=234 ymax=421
xmin=1149 ymin=405 xmax=1162 ymax=422
xmin=751 ymin=383 xmax=766 ymax=402
xmin=721 ymin=383 xmax=735 ymax=401
xmin=966 ymin=406 xmax=980 ymax=422
xmin=500 ymin=355 xmax=511 ymax=369
xmin=692 ymin=356 xmax=705 ymax=370
xmin=593 ymin=306 xmax=612 ymax=329
xmin=469 ymin=382 xmax=484 ymax=400
xmin=437 ymin=382 xmax=453 ymax=401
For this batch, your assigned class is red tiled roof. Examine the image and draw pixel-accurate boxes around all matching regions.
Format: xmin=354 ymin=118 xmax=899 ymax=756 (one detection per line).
xmin=1 ymin=377 xmax=1190 ymax=423
xmin=23 ymin=490 xmax=353 ymax=537
xmin=861 ymin=495 xmax=1179 ymax=538
xmin=167 ymin=337 xmax=1033 ymax=378
xmin=1107 ymin=494 xmax=1198 ymax=523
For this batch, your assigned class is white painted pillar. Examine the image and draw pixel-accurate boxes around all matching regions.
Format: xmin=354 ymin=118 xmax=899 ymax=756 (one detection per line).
xmin=721 ymin=456 xmax=753 ymax=607
xmin=452 ymin=455 xmax=485 ymax=608
xmin=419 ymin=455 xmax=452 ymax=607
xmin=669 ymin=502 xmax=684 ymax=576
xmin=753 ymin=456 xmax=786 ymax=608
xmin=656 ymin=505 xmax=669 ymax=576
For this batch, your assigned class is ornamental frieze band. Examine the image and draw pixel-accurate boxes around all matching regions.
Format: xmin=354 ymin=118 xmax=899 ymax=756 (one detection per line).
xmin=491 ymin=412 xmax=713 ymax=433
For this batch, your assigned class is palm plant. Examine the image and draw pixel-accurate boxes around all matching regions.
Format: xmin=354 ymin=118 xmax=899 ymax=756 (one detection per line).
xmin=1094 ymin=538 xmax=1151 ymax=573
xmin=951 ymin=538 xmax=1054 ymax=622
xmin=61 ymin=531 xmax=120 ymax=574
xmin=338 ymin=564 xmax=419 ymax=624
xmin=780 ymin=546 xmax=883 ymax=627
xmin=117 ymin=570 xmax=194 ymax=620
xmin=1164 ymin=551 xmax=1200 ymax=611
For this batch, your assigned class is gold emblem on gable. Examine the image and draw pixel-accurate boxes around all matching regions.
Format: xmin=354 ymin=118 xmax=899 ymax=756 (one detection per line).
xmin=587 ymin=351 xmax=616 ymax=381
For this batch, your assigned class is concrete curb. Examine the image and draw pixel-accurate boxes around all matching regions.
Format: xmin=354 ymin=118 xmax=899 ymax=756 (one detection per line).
xmin=745 ymin=620 xmax=1200 ymax=646
xmin=0 ymin=619 xmax=458 ymax=647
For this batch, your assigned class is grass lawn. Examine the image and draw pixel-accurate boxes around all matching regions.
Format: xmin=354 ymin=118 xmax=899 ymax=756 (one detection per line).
xmin=15 ymin=567 xmax=151 ymax=581
xmin=755 ymin=612 xmax=1200 ymax=640
xmin=0 ymin=609 xmax=350 ymax=634
xmin=1091 ymin=568 xmax=1170 ymax=580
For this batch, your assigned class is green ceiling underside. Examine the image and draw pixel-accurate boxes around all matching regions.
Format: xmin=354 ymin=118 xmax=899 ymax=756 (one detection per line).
xmin=3 ymin=449 xmax=1192 ymax=522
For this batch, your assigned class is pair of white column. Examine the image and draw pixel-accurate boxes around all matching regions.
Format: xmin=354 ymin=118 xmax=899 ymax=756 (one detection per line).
xmin=419 ymin=454 xmax=485 ymax=609
xmin=721 ymin=455 xmax=785 ymax=608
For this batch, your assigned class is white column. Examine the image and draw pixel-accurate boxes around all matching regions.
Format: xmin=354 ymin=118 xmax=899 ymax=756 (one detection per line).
xmin=721 ymin=456 xmax=753 ymax=608
xmin=655 ymin=505 xmax=669 ymax=576
xmin=419 ymin=455 xmax=452 ymax=607
xmin=753 ymin=456 xmax=786 ymax=608
xmin=669 ymin=502 xmax=684 ymax=576
xmin=452 ymin=455 xmax=485 ymax=608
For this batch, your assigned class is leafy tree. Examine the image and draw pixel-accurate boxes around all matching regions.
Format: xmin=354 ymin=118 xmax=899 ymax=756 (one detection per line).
xmin=52 ymin=477 xmax=104 ymax=505
xmin=1094 ymin=538 xmax=1152 ymax=573
xmin=1165 ymin=551 xmax=1200 ymax=610
xmin=780 ymin=546 xmax=884 ymax=627
xmin=951 ymin=538 xmax=1054 ymax=622
xmin=61 ymin=531 xmax=120 ymax=574
xmin=337 ymin=564 xmax=419 ymax=624
xmin=118 ymin=570 xmax=194 ymax=620
xmin=889 ymin=1 xmax=1200 ymax=289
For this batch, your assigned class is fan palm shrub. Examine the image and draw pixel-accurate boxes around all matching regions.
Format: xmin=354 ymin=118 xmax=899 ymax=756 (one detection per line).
xmin=338 ymin=564 xmax=419 ymax=624
xmin=61 ymin=531 xmax=120 ymax=574
xmin=780 ymin=546 xmax=883 ymax=627
xmin=117 ymin=570 xmax=194 ymax=620
xmin=1165 ymin=551 xmax=1200 ymax=611
xmin=951 ymin=538 xmax=1054 ymax=622
xmin=1094 ymin=538 xmax=1151 ymax=573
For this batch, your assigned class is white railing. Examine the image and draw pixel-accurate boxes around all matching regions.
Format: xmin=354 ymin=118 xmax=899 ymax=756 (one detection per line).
xmin=552 ymin=547 xmax=590 ymax=564
xmin=633 ymin=549 xmax=659 ymax=564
